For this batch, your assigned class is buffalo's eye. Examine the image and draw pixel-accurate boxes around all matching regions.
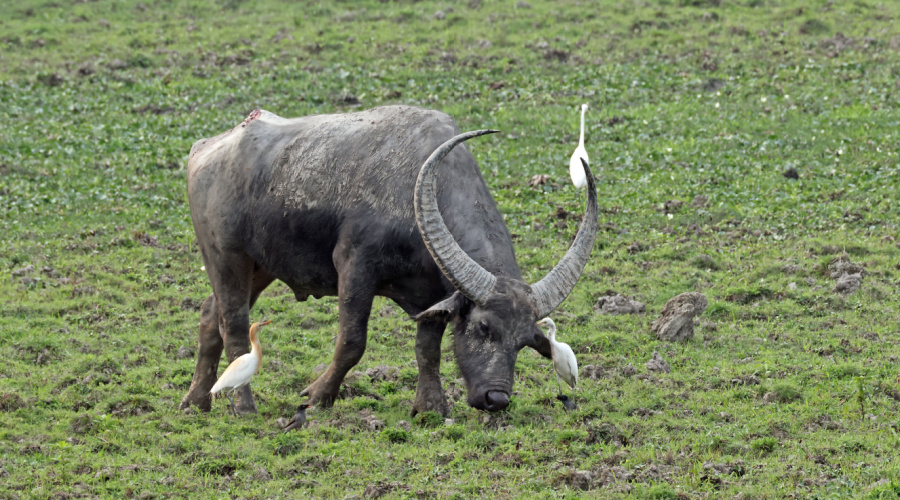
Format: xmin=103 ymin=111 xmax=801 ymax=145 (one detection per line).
xmin=475 ymin=319 xmax=493 ymax=340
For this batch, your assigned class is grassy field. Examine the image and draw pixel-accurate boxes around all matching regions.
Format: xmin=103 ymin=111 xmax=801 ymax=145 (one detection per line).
xmin=2 ymin=0 xmax=900 ymax=497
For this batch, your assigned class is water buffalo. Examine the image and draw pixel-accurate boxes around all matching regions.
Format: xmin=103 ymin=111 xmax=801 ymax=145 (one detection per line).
xmin=180 ymin=105 xmax=598 ymax=416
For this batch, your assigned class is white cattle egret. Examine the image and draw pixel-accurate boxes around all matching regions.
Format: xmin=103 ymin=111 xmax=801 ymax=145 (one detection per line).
xmin=537 ymin=317 xmax=578 ymax=403
xmin=568 ymin=103 xmax=590 ymax=188
xmin=210 ymin=320 xmax=270 ymax=415
xmin=283 ymin=403 xmax=313 ymax=432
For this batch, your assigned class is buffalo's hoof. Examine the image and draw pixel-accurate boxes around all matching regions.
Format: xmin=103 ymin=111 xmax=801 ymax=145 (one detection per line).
xmin=232 ymin=386 xmax=258 ymax=414
xmin=232 ymin=403 xmax=258 ymax=415
xmin=411 ymin=392 xmax=450 ymax=418
xmin=299 ymin=372 xmax=343 ymax=408
xmin=298 ymin=390 xmax=338 ymax=408
xmin=179 ymin=391 xmax=212 ymax=412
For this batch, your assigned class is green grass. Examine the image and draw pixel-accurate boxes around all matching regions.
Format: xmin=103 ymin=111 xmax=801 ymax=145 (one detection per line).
xmin=2 ymin=0 xmax=900 ymax=497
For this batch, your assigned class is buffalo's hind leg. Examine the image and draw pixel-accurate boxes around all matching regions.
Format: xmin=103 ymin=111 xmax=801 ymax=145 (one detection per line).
xmin=300 ymin=271 xmax=374 ymax=407
xmin=411 ymin=318 xmax=450 ymax=418
xmin=180 ymin=266 xmax=273 ymax=413
xmin=180 ymin=294 xmax=222 ymax=412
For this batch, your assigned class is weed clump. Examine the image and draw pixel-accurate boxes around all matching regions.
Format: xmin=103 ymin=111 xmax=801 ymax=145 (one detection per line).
xmin=799 ymin=18 xmax=830 ymax=35
xmin=380 ymin=428 xmax=410 ymax=443
xmin=397 ymin=368 xmax=418 ymax=386
xmin=555 ymin=429 xmax=588 ymax=444
xmin=69 ymin=414 xmax=96 ymax=435
xmin=827 ymin=363 xmax=862 ymax=379
xmin=414 ymin=411 xmax=443 ymax=428
xmin=441 ymin=425 xmax=465 ymax=441
xmin=751 ymin=437 xmax=778 ymax=455
xmin=690 ymin=254 xmax=720 ymax=270
xmin=706 ymin=435 xmax=730 ymax=453
xmin=195 ymin=458 xmax=245 ymax=476
xmin=772 ymin=383 xmax=802 ymax=403
xmin=350 ymin=396 xmax=382 ymax=412
xmin=646 ymin=483 xmax=678 ymax=499
xmin=0 ymin=392 xmax=24 ymax=412
xmin=866 ymin=479 xmax=900 ymax=499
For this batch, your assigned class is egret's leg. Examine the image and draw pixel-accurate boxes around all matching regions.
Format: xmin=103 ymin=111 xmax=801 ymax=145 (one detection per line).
xmin=226 ymin=391 xmax=237 ymax=416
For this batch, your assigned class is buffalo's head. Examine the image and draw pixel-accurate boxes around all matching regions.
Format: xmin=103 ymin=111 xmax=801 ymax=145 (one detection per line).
xmin=414 ymin=130 xmax=599 ymax=412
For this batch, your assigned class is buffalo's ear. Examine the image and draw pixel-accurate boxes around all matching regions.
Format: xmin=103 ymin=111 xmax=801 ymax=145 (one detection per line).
xmin=415 ymin=292 xmax=468 ymax=323
xmin=528 ymin=327 xmax=553 ymax=360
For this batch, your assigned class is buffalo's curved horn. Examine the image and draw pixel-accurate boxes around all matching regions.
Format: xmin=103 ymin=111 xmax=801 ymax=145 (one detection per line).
xmin=531 ymin=158 xmax=599 ymax=318
xmin=415 ymin=130 xmax=500 ymax=306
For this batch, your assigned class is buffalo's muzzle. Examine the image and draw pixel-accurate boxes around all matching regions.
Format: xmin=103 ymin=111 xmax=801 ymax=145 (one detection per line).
xmin=480 ymin=390 xmax=510 ymax=411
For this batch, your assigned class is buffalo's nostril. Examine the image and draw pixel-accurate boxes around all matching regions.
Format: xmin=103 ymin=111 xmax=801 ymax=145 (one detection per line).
xmin=485 ymin=390 xmax=509 ymax=411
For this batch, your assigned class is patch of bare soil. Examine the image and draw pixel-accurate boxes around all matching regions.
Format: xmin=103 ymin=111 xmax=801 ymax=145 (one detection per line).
xmin=361 ymin=481 xmax=408 ymax=499
xmin=594 ymin=292 xmax=645 ymax=315
xmin=651 ymin=292 xmax=708 ymax=341
xmin=828 ymin=253 xmax=864 ymax=294
xmin=645 ymin=351 xmax=671 ymax=373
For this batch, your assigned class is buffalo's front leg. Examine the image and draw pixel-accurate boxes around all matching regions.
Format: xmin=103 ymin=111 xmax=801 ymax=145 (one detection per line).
xmin=411 ymin=319 xmax=450 ymax=417
xmin=300 ymin=274 xmax=374 ymax=407
xmin=180 ymin=294 xmax=222 ymax=412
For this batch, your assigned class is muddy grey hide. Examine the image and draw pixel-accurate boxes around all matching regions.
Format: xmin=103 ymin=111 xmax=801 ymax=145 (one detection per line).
xmin=180 ymin=106 xmax=599 ymax=417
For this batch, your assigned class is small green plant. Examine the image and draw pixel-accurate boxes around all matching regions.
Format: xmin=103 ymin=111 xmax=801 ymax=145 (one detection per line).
xmin=799 ymin=18 xmax=830 ymax=35
xmin=194 ymin=457 xmax=245 ymax=477
xmin=398 ymin=368 xmax=418 ymax=386
xmin=349 ymin=395 xmax=381 ymax=412
xmin=855 ymin=376 xmax=867 ymax=420
xmin=380 ymin=428 xmax=410 ymax=443
xmin=555 ymin=429 xmax=587 ymax=444
xmin=441 ymin=425 xmax=465 ymax=442
xmin=646 ymin=483 xmax=678 ymax=499
xmin=751 ymin=437 xmax=778 ymax=455
xmin=773 ymin=383 xmax=802 ymax=403
xmin=828 ymin=363 xmax=862 ymax=379
xmin=414 ymin=411 xmax=443 ymax=428
xmin=867 ymin=479 xmax=900 ymax=499
xmin=707 ymin=435 xmax=730 ymax=452
xmin=378 ymin=380 xmax=398 ymax=395
xmin=0 ymin=392 xmax=24 ymax=412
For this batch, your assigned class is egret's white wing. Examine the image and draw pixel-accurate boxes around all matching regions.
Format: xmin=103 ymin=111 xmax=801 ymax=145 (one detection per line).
xmin=569 ymin=147 xmax=589 ymax=189
xmin=554 ymin=341 xmax=578 ymax=389
xmin=210 ymin=353 xmax=258 ymax=394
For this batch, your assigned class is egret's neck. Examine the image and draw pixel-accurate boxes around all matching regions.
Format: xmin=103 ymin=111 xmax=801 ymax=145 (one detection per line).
xmin=578 ymin=107 xmax=586 ymax=147
xmin=250 ymin=330 xmax=262 ymax=359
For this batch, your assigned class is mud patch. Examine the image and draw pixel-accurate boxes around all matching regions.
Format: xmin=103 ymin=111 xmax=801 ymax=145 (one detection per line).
xmin=594 ymin=293 xmax=645 ymax=315
xmin=587 ymin=422 xmax=624 ymax=446
xmin=180 ymin=297 xmax=203 ymax=311
xmin=581 ymin=365 xmax=605 ymax=380
xmin=651 ymin=292 xmax=708 ymax=341
xmin=0 ymin=392 xmax=25 ymax=412
xmin=132 ymin=231 xmax=161 ymax=248
xmin=829 ymin=253 xmax=864 ymax=294
xmin=366 ymin=365 xmax=399 ymax=382
xmin=645 ymin=351 xmax=671 ymax=373
xmin=362 ymin=481 xmax=407 ymax=498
